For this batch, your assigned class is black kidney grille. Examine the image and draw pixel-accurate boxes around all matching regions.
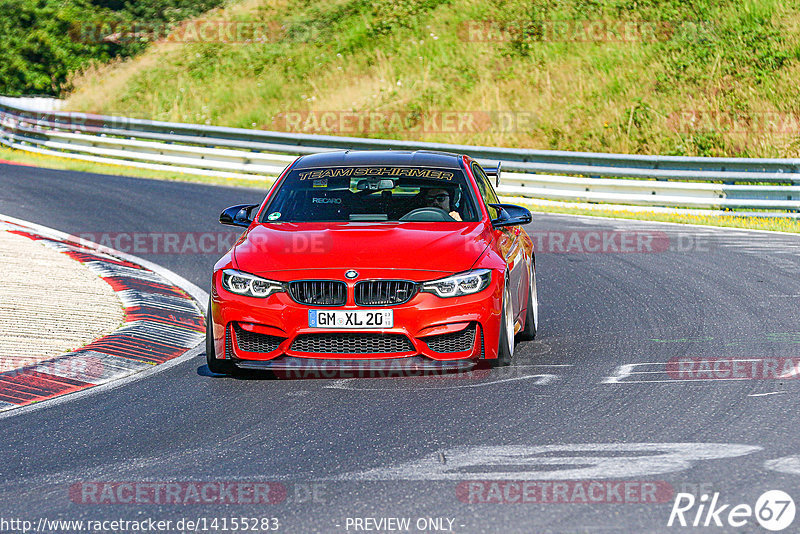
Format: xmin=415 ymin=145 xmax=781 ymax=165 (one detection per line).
xmin=289 ymin=280 xmax=347 ymax=306
xmin=233 ymin=323 xmax=284 ymax=353
xmin=354 ymin=280 xmax=417 ymax=306
xmin=422 ymin=325 xmax=476 ymax=353
xmin=291 ymin=333 xmax=414 ymax=354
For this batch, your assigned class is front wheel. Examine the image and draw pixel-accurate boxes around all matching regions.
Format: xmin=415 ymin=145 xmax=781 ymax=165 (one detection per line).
xmin=491 ymin=283 xmax=515 ymax=367
xmin=519 ymin=260 xmax=538 ymax=341
xmin=206 ymin=298 xmax=237 ymax=375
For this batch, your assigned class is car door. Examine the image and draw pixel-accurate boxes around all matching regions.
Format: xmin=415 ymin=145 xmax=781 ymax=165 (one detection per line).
xmin=472 ymin=162 xmax=525 ymax=320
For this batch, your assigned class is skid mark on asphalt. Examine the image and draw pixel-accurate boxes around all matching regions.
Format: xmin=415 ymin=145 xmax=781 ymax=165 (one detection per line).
xmin=324 ymin=365 xmax=571 ymax=391
xmin=648 ymin=332 xmax=800 ymax=348
xmin=603 ymin=361 xmax=753 ymax=384
xmin=331 ymin=443 xmax=762 ymax=481
xmin=598 ymin=221 xmax=800 ymax=260
xmin=604 ymin=358 xmax=800 ymax=383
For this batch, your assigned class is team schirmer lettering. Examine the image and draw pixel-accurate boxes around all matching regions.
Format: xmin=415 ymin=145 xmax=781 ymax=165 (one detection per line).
xmin=298 ymin=167 xmax=454 ymax=181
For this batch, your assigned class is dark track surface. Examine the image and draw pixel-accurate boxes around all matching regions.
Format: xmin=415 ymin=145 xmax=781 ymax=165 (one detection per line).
xmin=2 ymin=162 xmax=800 ymax=533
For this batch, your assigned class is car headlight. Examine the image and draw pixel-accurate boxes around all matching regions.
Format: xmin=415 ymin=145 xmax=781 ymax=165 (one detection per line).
xmin=221 ymin=269 xmax=284 ymax=298
xmin=421 ymin=269 xmax=492 ymax=298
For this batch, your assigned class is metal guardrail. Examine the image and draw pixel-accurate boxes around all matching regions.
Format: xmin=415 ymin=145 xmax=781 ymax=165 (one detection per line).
xmin=1 ymin=98 xmax=799 ymax=212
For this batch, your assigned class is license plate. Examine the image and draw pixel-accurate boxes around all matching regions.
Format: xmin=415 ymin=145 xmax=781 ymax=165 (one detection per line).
xmin=308 ymin=310 xmax=393 ymax=329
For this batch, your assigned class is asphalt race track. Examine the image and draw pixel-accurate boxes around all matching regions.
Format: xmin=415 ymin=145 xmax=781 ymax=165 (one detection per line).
xmin=2 ymin=163 xmax=800 ymax=533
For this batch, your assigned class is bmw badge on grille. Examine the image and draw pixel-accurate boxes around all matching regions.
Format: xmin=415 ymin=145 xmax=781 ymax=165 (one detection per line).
xmin=345 ymin=270 xmax=359 ymax=279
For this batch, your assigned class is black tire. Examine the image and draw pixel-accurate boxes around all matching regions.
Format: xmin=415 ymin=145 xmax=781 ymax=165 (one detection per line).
xmin=518 ymin=261 xmax=538 ymax=341
xmin=491 ymin=283 xmax=515 ymax=367
xmin=206 ymin=297 xmax=237 ymax=375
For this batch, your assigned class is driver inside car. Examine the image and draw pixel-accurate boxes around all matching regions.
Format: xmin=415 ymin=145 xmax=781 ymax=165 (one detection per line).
xmin=424 ymin=188 xmax=462 ymax=221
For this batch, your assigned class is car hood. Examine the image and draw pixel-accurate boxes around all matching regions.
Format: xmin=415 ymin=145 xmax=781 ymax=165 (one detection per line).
xmin=232 ymin=222 xmax=491 ymax=280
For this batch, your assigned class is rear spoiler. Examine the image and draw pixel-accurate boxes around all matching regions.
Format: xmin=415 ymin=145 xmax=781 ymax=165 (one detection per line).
xmin=484 ymin=162 xmax=502 ymax=187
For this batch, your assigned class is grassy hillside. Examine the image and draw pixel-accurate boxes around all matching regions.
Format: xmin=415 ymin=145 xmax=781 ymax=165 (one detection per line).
xmin=0 ymin=0 xmax=225 ymax=95
xmin=64 ymin=0 xmax=800 ymax=157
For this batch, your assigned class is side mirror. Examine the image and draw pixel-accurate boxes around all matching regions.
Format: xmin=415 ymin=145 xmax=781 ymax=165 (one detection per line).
xmin=220 ymin=204 xmax=259 ymax=227
xmin=489 ymin=203 xmax=532 ymax=228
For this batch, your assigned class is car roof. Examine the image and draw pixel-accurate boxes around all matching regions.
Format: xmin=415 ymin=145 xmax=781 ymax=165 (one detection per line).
xmin=291 ymin=150 xmax=464 ymax=170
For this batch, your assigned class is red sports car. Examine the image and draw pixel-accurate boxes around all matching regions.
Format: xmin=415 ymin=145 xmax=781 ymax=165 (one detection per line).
xmin=206 ymin=150 xmax=538 ymax=375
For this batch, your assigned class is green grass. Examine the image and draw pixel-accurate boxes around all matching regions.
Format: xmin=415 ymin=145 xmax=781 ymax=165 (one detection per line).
xmin=63 ymin=0 xmax=800 ymax=158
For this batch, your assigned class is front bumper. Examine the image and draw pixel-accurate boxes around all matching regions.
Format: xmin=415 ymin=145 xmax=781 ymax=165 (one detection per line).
xmin=210 ymin=270 xmax=503 ymax=365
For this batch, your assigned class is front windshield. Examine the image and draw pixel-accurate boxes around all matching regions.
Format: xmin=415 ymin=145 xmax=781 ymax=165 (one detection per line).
xmin=260 ymin=165 xmax=478 ymax=223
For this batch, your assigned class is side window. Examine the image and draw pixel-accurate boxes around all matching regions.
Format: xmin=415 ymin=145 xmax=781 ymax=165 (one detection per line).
xmin=472 ymin=163 xmax=500 ymax=219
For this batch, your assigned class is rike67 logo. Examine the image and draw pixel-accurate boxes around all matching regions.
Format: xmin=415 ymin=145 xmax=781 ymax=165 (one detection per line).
xmin=668 ymin=490 xmax=796 ymax=531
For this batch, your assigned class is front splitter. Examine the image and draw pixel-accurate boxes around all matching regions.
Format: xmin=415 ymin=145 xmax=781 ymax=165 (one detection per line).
xmin=234 ymin=355 xmax=475 ymax=372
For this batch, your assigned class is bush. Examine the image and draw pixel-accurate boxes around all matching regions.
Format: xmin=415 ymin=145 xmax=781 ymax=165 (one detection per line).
xmin=0 ymin=0 xmax=226 ymax=95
